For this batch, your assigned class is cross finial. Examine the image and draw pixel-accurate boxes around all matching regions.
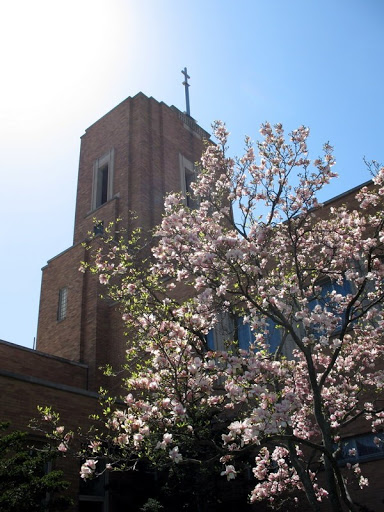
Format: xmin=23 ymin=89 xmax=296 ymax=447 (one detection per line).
xmin=181 ymin=67 xmax=191 ymax=116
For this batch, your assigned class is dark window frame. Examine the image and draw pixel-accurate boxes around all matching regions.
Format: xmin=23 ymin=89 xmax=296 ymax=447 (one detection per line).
xmin=57 ymin=287 xmax=68 ymax=322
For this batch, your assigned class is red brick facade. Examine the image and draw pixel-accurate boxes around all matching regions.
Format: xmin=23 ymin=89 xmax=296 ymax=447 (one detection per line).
xmin=0 ymin=339 xmax=98 ymax=510
xmin=35 ymin=93 xmax=209 ymax=392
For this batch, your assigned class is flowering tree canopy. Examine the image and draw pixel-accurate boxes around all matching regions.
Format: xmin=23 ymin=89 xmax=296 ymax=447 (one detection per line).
xmin=49 ymin=122 xmax=384 ymax=511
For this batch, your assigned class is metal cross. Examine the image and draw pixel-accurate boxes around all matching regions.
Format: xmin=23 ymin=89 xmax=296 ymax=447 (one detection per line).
xmin=181 ymin=67 xmax=191 ymax=116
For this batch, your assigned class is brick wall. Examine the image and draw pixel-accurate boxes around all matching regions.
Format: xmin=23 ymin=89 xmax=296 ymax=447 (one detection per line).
xmin=0 ymin=339 xmax=88 ymax=388
xmin=0 ymin=341 xmax=100 ymax=512
xmin=37 ymin=93 xmax=209 ymax=392
xmin=73 ymin=93 xmax=208 ymax=243
xmin=36 ymin=243 xmax=86 ymax=362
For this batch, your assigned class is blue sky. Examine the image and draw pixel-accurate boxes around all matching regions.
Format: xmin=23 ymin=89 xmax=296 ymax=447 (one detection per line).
xmin=1 ymin=0 xmax=383 ymax=348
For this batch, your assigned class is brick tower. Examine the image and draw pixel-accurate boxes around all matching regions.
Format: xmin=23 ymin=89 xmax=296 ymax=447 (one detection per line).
xmin=36 ymin=93 xmax=210 ymax=391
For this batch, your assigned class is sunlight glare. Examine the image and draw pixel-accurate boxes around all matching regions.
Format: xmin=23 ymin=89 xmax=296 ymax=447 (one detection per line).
xmin=0 ymin=0 xmax=128 ymax=141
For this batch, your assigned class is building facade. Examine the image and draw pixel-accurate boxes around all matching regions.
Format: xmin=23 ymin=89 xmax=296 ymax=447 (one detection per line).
xmin=36 ymin=92 xmax=209 ymax=392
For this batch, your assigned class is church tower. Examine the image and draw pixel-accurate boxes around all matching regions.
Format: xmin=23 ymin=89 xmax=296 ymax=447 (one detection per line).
xmin=36 ymin=92 xmax=210 ymax=391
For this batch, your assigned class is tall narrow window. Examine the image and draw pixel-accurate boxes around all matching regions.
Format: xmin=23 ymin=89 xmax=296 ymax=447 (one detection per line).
xmin=57 ymin=287 xmax=68 ymax=321
xmin=92 ymin=149 xmax=114 ymax=210
xmin=179 ymin=154 xmax=198 ymax=209
xmin=206 ymin=312 xmax=235 ymax=351
xmin=98 ymin=164 xmax=109 ymax=206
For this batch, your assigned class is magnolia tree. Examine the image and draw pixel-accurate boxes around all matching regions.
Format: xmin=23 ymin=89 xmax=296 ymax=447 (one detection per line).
xmin=46 ymin=122 xmax=384 ymax=511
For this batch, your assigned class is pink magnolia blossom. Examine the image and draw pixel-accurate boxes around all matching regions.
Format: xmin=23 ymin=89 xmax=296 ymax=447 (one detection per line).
xmin=80 ymin=459 xmax=98 ymax=479
xmin=80 ymin=121 xmax=384 ymax=511
xmin=169 ymin=446 xmax=182 ymax=464
xmin=221 ymin=465 xmax=237 ymax=481
xmin=57 ymin=442 xmax=67 ymax=453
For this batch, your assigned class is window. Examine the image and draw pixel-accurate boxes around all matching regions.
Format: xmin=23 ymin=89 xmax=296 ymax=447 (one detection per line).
xmin=92 ymin=149 xmax=115 ymax=210
xmin=311 ymin=278 xmax=352 ymax=310
xmin=98 ymin=164 xmax=109 ymax=206
xmin=308 ymin=277 xmax=353 ymax=334
xmin=206 ymin=312 xmax=235 ymax=351
xmin=236 ymin=317 xmax=255 ymax=350
xmin=179 ymin=154 xmax=198 ymax=209
xmin=57 ymin=287 xmax=68 ymax=321
xmin=337 ymin=432 xmax=384 ymax=464
xmin=206 ymin=315 xmax=280 ymax=353
xmin=236 ymin=317 xmax=281 ymax=352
